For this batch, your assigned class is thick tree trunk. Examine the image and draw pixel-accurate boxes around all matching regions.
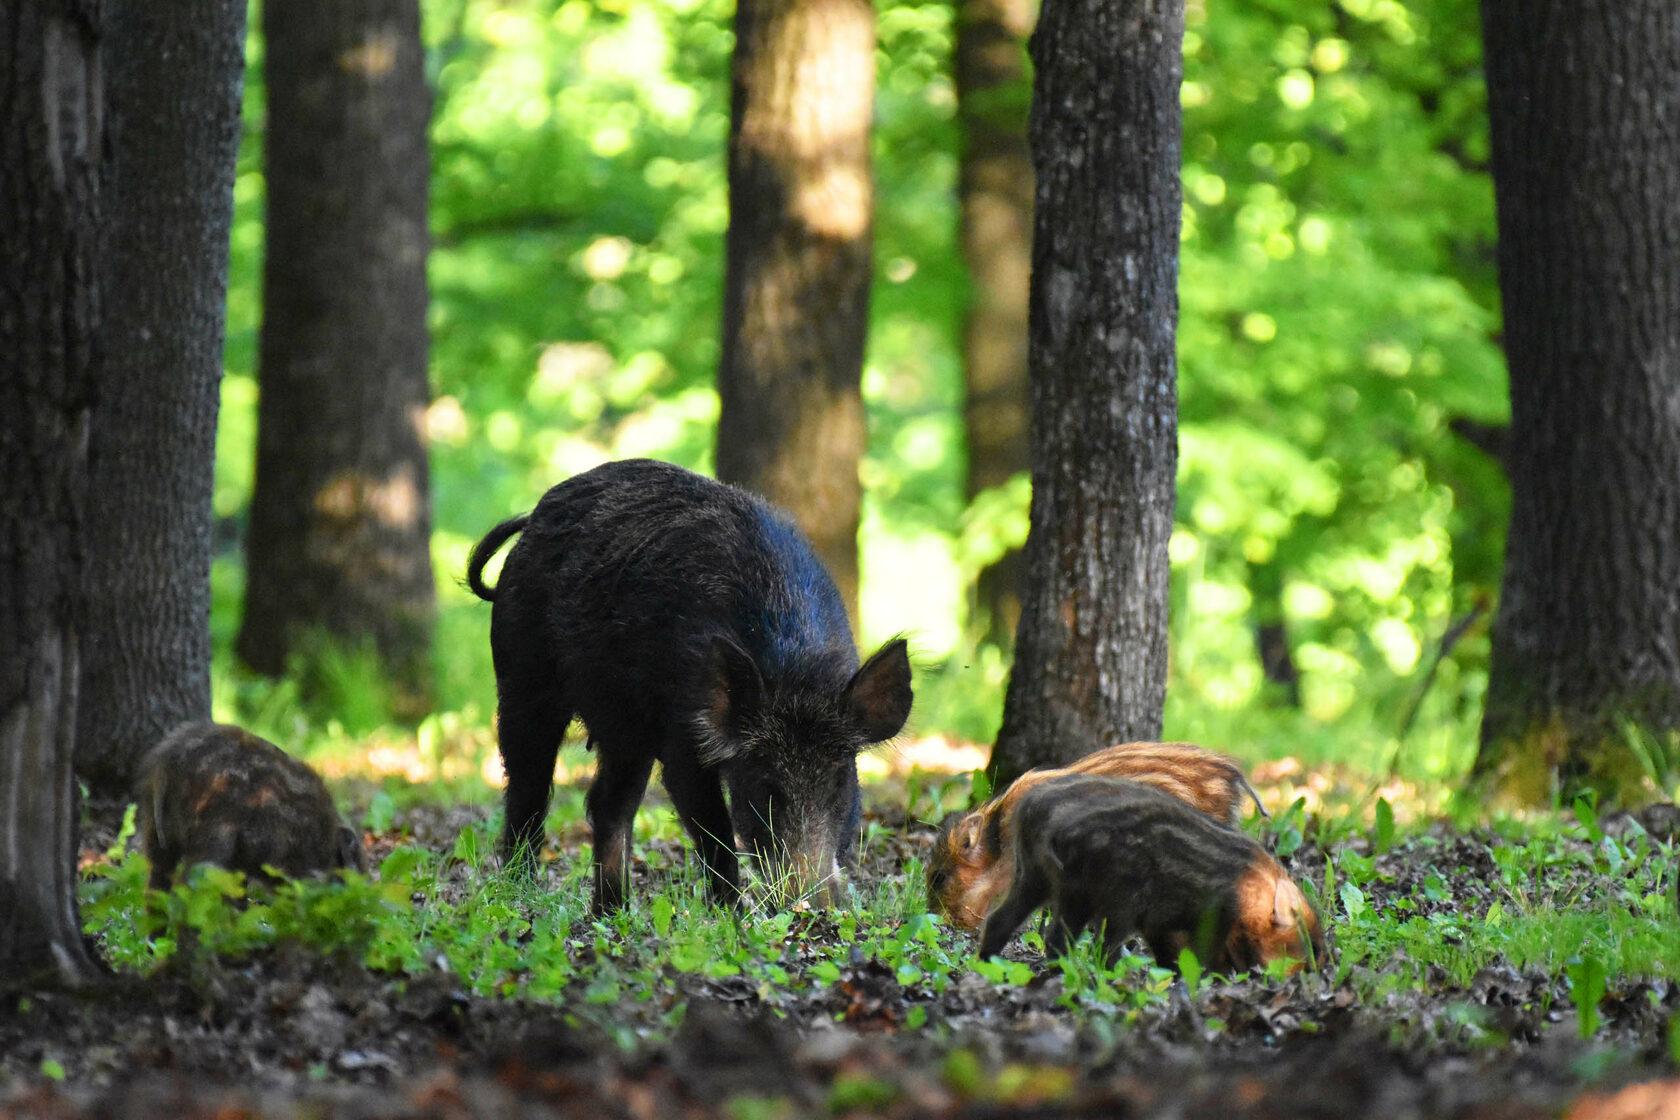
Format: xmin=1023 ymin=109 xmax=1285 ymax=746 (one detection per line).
xmin=76 ymin=0 xmax=246 ymax=796
xmin=956 ymin=0 xmax=1034 ymax=644
xmin=1476 ymin=2 xmax=1680 ymax=806
xmin=0 ymin=0 xmax=105 ymax=986
xmin=715 ymin=0 xmax=875 ymax=626
xmin=239 ymin=0 xmax=436 ymax=715
xmin=987 ymin=0 xmax=1182 ymax=790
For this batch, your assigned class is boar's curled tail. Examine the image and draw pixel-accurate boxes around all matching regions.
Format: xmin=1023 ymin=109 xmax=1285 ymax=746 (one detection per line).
xmin=465 ymin=516 xmax=529 ymax=602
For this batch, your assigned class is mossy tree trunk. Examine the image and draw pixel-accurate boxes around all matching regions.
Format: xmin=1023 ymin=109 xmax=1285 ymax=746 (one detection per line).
xmin=76 ymin=0 xmax=247 ymax=796
xmin=1476 ymin=1 xmax=1680 ymax=806
xmin=987 ymin=0 xmax=1183 ymax=790
xmin=715 ymin=0 xmax=875 ymax=627
xmin=956 ymin=0 xmax=1034 ymax=644
xmin=238 ymin=0 xmax=436 ymax=717
xmin=0 ymin=0 xmax=106 ymax=987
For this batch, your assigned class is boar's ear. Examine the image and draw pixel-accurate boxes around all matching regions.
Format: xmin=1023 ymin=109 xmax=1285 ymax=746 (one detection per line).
xmin=847 ymin=638 xmax=913 ymax=743
xmin=954 ymin=814 xmax=985 ymax=858
xmin=700 ymin=637 xmax=764 ymax=758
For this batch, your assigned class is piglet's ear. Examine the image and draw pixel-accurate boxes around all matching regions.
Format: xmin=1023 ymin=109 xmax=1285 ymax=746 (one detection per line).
xmin=700 ymin=637 xmax=764 ymax=760
xmin=846 ymin=638 xmax=913 ymax=744
xmin=337 ymin=824 xmax=368 ymax=873
xmin=1273 ymin=876 xmax=1307 ymax=930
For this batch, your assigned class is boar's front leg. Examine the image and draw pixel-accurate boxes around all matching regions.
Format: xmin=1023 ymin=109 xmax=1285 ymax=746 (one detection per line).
xmin=977 ymin=859 xmax=1052 ymax=961
xmin=660 ymin=749 xmax=741 ymax=907
xmin=587 ymin=748 xmax=656 ymax=913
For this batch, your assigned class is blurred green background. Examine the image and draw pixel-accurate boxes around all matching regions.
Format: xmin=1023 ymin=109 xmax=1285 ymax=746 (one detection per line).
xmin=211 ymin=0 xmax=1507 ymax=785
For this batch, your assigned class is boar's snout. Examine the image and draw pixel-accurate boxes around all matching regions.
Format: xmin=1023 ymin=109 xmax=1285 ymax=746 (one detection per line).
xmin=734 ymin=794 xmax=849 ymax=908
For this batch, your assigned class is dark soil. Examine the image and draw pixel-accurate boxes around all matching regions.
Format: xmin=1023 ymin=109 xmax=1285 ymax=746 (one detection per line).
xmin=3 ymin=795 xmax=1679 ymax=1118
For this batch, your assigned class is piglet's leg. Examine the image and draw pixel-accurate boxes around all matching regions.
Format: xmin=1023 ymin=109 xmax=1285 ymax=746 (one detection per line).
xmin=587 ymin=749 xmax=656 ymax=913
xmin=1045 ymin=894 xmax=1094 ymax=959
xmin=977 ymin=861 xmax=1051 ymax=961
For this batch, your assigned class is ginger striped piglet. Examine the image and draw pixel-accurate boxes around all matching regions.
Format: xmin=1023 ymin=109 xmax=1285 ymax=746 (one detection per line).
xmin=927 ymin=741 xmax=1267 ymax=930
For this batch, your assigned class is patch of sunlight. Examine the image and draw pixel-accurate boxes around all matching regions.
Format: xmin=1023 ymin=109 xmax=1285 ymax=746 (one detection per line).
xmin=1312 ymin=38 xmax=1349 ymax=72
xmin=1372 ymin=617 xmax=1421 ymax=674
xmin=860 ymin=528 xmax=961 ymax=658
xmin=1298 ymin=215 xmax=1332 ymax=254
xmin=1186 ymin=577 xmax=1250 ymax=618
xmin=581 ymin=236 xmax=633 ymax=281
xmin=486 ymin=410 xmax=522 ymax=452
xmin=611 ymin=387 xmax=716 ymax=459
xmin=1285 ymin=581 xmax=1335 ymax=620
xmin=1278 ymin=70 xmax=1314 ymax=110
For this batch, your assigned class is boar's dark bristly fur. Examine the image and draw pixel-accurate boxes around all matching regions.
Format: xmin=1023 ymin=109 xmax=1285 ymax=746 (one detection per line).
xmin=977 ymin=774 xmax=1322 ymax=974
xmin=134 ymin=721 xmax=367 ymax=888
xmin=466 ymin=459 xmax=913 ymax=913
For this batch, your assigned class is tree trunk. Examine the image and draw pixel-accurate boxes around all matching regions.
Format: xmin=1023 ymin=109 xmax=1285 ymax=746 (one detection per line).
xmin=238 ymin=0 xmax=436 ymax=716
xmin=1476 ymin=1 xmax=1680 ymax=806
xmin=956 ymin=0 xmax=1034 ymax=644
xmin=0 ymin=0 xmax=105 ymax=986
xmin=76 ymin=0 xmax=247 ymax=796
xmin=987 ymin=0 xmax=1182 ymax=790
xmin=1250 ymin=560 xmax=1300 ymax=708
xmin=715 ymin=0 xmax=875 ymax=627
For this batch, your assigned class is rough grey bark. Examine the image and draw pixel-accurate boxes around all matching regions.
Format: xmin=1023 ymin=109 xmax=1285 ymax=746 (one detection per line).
xmin=1476 ymin=1 xmax=1680 ymax=806
xmin=715 ymin=0 xmax=875 ymax=626
xmin=956 ymin=0 xmax=1034 ymax=643
xmin=0 ymin=0 xmax=106 ymax=986
xmin=987 ymin=0 xmax=1183 ymax=790
xmin=238 ymin=0 xmax=436 ymax=715
xmin=76 ymin=0 xmax=247 ymax=796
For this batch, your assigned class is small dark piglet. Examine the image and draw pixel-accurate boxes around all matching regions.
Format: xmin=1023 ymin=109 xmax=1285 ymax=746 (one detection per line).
xmin=928 ymin=741 xmax=1268 ymax=930
xmin=466 ymin=458 xmax=913 ymax=912
xmin=977 ymin=774 xmax=1322 ymax=973
xmin=135 ymin=721 xmax=367 ymax=888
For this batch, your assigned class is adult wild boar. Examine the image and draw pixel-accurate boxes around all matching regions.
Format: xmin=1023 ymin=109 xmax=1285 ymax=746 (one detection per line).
xmin=135 ymin=721 xmax=367 ymax=888
xmin=466 ymin=459 xmax=913 ymax=912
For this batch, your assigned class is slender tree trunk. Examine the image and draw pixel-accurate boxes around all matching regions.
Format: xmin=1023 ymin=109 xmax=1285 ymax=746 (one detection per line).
xmin=1476 ymin=1 xmax=1680 ymax=806
xmin=987 ymin=0 xmax=1182 ymax=790
xmin=956 ymin=0 xmax=1034 ymax=644
xmin=0 ymin=0 xmax=105 ymax=986
xmin=238 ymin=0 xmax=436 ymax=715
xmin=1250 ymin=560 xmax=1300 ymax=707
xmin=76 ymin=0 xmax=247 ymax=796
xmin=715 ymin=0 xmax=875 ymax=626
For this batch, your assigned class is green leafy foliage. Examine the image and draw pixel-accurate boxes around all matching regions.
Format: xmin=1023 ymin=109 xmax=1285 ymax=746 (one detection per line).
xmin=208 ymin=0 xmax=1511 ymax=777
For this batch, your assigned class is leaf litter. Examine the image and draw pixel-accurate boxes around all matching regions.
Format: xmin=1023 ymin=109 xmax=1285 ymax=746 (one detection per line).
xmin=7 ymin=785 xmax=1680 ymax=1118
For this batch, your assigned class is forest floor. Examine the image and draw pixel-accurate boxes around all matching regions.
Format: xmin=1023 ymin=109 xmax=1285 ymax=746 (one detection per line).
xmin=5 ymin=755 xmax=1680 ymax=1119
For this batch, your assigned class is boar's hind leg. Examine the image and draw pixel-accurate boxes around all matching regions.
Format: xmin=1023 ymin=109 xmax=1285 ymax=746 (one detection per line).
xmin=660 ymin=750 xmax=741 ymax=907
xmin=495 ymin=685 xmax=572 ymax=875
xmin=587 ymin=749 xmax=657 ymax=913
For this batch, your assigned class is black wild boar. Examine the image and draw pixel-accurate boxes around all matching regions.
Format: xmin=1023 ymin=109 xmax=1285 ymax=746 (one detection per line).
xmin=927 ymin=741 xmax=1268 ymax=930
xmin=465 ymin=458 xmax=913 ymax=912
xmin=134 ymin=721 xmax=367 ymax=889
xmin=977 ymin=774 xmax=1322 ymax=973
